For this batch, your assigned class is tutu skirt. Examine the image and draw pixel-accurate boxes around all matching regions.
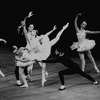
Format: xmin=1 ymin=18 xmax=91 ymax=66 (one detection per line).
xmin=70 ymin=39 xmax=96 ymax=52
xmin=15 ymin=60 xmax=34 ymax=67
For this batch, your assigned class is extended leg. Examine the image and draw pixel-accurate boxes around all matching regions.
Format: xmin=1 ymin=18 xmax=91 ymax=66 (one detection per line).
xmin=86 ymin=50 xmax=100 ymax=73
xmin=79 ymin=52 xmax=86 ymax=72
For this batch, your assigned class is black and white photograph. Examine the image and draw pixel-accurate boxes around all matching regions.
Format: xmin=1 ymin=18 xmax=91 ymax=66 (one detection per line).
xmin=0 ymin=1 xmax=100 ymax=100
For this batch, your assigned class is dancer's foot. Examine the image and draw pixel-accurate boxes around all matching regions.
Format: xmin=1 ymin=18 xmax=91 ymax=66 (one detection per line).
xmin=94 ymin=66 xmax=100 ymax=73
xmin=26 ymin=75 xmax=32 ymax=82
xmin=20 ymin=84 xmax=28 ymax=88
xmin=92 ymin=81 xmax=99 ymax=85
xmin=82 ymin=68 xmax=85 ymax=72
xmin=59 ymin=85 xmax=65 ymax=91
xmin=16 ymin=80 xmax=22 ymax=86
xmin=42 ymin=78 xmax=47 ymax=87
xmin=0 ymin=70 xmax=5 ymax=77
xmin=96 ymin=69 xmax=100 ymax=73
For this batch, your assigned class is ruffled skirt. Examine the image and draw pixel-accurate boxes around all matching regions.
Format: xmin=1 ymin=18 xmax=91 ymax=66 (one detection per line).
xmin=70 ymin=39 xmax=96 ymax=52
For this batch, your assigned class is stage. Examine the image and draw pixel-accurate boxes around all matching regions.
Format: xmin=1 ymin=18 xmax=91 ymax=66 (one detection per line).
xmin=0 ymin=49 xmax=100 ymax=100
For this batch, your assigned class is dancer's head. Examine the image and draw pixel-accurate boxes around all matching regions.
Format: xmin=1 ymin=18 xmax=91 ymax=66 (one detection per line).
xmin=16 ymin=47 xmax=29 ymax=58
xmin=55 ymin=50 xmax=64 ymax=56
xmin=28 ymin=24 xmax=34 ymax=32
xmin=80 ymin=21 xmax=87 ymax=29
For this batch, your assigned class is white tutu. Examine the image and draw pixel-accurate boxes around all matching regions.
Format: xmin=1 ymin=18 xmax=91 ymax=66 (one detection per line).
xmin=15 ymin=60 xmax=34 ymax=67
xmin=71 ymin=39 xmax=96 ymax=52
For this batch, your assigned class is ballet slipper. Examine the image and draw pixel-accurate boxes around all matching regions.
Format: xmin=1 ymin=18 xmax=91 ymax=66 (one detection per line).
xmin=41 ymin=78 xmax=47 ymax=87
xmin=92 ymin=81 xmax=99 ymax=85
xmin=17 ymin=80 xmax=22 ymax=85
xmin=20 ymin=84 xmax=28 ymax=88
xmin=0 ymin=71 xmax=5 ymax=77
xmin=59 ymin=85 xmax=65 ymax=91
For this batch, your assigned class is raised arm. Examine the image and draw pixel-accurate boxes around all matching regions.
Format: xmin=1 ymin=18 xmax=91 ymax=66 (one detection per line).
xmin=0 ymin=38 xmax=7 ymax=44
xmin=45 ymin=25 xmax=57 ymax=37
xmin=21 ymin=12 xmax=33 ymax=41
xmin=74 ymin=13 xmax=81 ymax=32
xmin=50 ymin=22 xmax=69 ymax=46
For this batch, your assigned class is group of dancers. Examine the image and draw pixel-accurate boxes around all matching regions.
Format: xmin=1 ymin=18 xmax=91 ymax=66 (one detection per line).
xmin=0 ymin=12 xmax=100 ymax=91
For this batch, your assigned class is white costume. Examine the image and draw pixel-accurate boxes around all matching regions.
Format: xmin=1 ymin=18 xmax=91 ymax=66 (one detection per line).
xmin=15 ymin=36 xmax=51 ymax=67
xmin=71 ymin=30 xmax=95 ymax=52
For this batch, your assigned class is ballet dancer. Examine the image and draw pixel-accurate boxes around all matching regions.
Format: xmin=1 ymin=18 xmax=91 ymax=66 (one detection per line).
xmin=17 ymin=21 xmax=69 ymax=87
xmin=13 ymin=46 xmax=32 ymax=86
xmin=42 ymin=49 xmax=99 ymax=91
xmin=20 ymin=11 xmax=70 ymax=86
xmin=0 ymin=38 xmax=7 ymax=77
xmin=70 ymin=13 xmax=100 ymax=73
xmin=14 ymin=46 xmax=36 ymax=87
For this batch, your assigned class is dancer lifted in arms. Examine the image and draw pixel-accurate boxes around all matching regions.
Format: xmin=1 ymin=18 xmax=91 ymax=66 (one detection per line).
xmin=15 ymin=12 xmax=69 ymax=87
xmin=19 ymin=11 xmax=69 ymax=87
xmin=70 ymin=13 xmax=100 ymax=73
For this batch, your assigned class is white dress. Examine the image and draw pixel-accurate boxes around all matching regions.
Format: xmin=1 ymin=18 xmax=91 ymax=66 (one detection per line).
xmin=71 ymin=30 xmax=96 ymax=52
xmin=15 ymin=35 xmax=52 ymax=67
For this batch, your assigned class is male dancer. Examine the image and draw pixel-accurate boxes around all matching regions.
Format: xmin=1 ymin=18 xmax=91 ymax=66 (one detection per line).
xmin=42 ymin=49 xmax=99 ymax=90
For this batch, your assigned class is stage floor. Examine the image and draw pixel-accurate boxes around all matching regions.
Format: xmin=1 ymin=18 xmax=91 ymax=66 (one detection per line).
xmin=0 ymin=50 xmax=100 ymax=100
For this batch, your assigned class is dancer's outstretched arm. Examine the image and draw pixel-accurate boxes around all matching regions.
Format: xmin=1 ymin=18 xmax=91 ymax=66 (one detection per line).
xmin=0 ymin=38 xmax=7 ymax=44
xmin=86 ymin=30 xmax=100 ymax=34
xmin=45 ymin=25 xmax=57 ymax=37
xmin=75 ymin=13 xmax=81 ymax=32
xmin=50 ymin=23 xmax=69 ymax=46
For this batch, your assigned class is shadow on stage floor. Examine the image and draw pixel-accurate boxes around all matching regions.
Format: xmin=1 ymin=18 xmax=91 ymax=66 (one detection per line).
xmin=0 ymin=49 xmax=100 ymax=100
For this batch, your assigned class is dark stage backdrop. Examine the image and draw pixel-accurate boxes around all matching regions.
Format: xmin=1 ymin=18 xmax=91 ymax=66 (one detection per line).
xmin=0 ymin=1 xmax=100 ymax=58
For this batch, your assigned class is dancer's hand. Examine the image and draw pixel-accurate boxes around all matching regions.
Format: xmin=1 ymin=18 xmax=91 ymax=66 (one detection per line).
xmin=53 ymin=25 xmax=57 ymax=30
xmin=3 ymin=40 xmax=7 ymax=44
xmin=55 ymin=49 xmax=59 ymax=55
xmin=13 ymin=45 xmax=18 ymax=49
xmin=78 ymin=13 xmax=82 ymax=16
xmin=28 ymin=11 xmax=33 ymax=18
xmin=21 ymin=21 xmax=25 ymax=26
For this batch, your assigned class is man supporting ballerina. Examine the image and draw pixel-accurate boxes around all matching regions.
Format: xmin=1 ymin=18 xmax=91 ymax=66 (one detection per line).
xmin=42 ymin=49 xmax=99 ymax=90
xmin=14 ymin=21 xmax=69 ymax=87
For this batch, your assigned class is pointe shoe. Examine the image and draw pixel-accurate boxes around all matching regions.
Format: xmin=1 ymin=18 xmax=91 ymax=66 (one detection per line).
xmin=82 ymin=68 xmax=85 ymax=72
xmin=42 ymin=78 xmax=47 ymax=87
xmin=20 ymin=84 xmax=28 ymax=88
xmin=0 ymin=71 xmax=5 ymax=77
xmin=59 ymin=85 xmax=65 ymax=91
xmin=96 ymin=69 xmax=100 ymax=73
xmin=92 ymin=81 xmax=99 ymax=85
xmin=16 ymin=80 xmax=22 ymax=86
xmin=0 ymin=73 xmax=5 ymax=77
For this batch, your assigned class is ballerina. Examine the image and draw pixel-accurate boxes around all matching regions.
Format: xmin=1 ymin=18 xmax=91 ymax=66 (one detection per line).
xmin=70 ymin=13 xmax=100 ymax=73
xmin=18 ymin=18 xmax=69 ymax=86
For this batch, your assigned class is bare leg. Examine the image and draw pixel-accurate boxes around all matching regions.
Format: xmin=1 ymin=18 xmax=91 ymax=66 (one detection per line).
xmin=0 ymin=69 xmax=5 ymax=77
xmin=86 ymin=50 xmax=100 ymax=73
xmin=79 ymin=53 xmax=86 ymax=72
xmin=39 ymin=62 xmax=48 ymax=86
xmin=19 ymin=67 xmax=28 ymax=88
xmin=27 ymin=64 xmax=33 ymax=81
